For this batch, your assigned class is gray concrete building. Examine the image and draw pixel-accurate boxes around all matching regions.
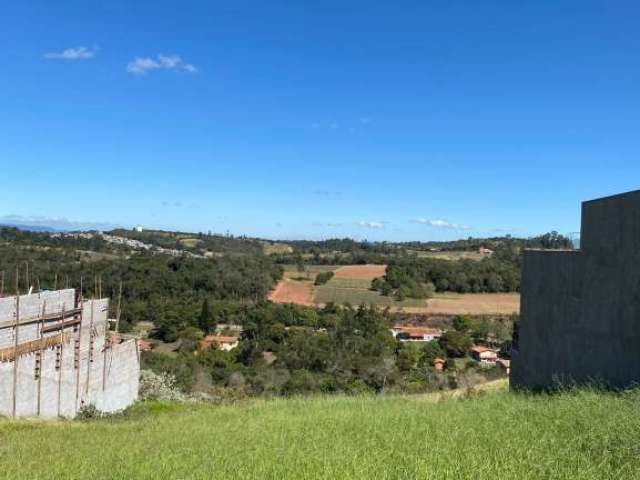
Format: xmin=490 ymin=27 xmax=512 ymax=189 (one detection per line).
xmin=0 ymin=289 xmax=139 ymax=418
xmin=511 ymin=189 xmax=640 ymax=390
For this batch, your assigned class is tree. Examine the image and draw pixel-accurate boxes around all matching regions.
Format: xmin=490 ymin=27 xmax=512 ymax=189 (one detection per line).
xmin=439 ymin=330 xmax=472 ymax=357
xmin=396 ymin=342 xmax=422 ymax=372
xmin=452 ymin=315 xmax=471 ymax=332
xmin=296 ymin=257 xmax=306 ymax=277
xmin=419 ymin=340 xmax=445 ymax=368
xmin=198 ymin=298 xmax=215 ymax=334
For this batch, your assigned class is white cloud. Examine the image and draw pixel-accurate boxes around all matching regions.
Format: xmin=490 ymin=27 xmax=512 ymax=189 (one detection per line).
xmin=414 ymin=218 xmax=471 ymax=230
xmin=358 ymin=221 xmax=385 ymax=229
xmin=126 ymin=54 xmax=197 ymax=75
xmin=44 ymin=46 xmax=96 ymax=60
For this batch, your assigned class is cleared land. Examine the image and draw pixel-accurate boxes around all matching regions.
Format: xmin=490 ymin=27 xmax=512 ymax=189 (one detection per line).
xmin=334 ymin=264 xmax=387 ymax=280
xmin=411 ymin=292 xmax=520 ymax=315
xmin=268 ymin=279 xmax=314 ymax=306
xmin=261 ymin=241 xmax=293 ymax=255
xmin=1 ymin=388 xmax=639 ymax=479
xmin=408 ymin=249 xmax=486 ymax=261
xmin=272 ymin=265 xmax=520 ymax=314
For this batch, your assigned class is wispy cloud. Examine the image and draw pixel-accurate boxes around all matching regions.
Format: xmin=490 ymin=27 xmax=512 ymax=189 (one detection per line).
xmin=44 ymin=46 xmax=96 ymax=60
xmin=311 ymin=222 xmax=344 ymax=228
xmin=358 ymin=220 xmax=385 ymax=229
xmin=126 ymin=54 xmax=197 ymax=75
xmin=0 ymin=215 xmax=117 ymax=231
xmin=413 ymin=218 xmax=472 ymax=230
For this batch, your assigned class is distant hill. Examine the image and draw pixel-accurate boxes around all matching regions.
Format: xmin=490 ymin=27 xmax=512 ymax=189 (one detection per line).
xmin=0 ymin=223 xmax=58 ymax=233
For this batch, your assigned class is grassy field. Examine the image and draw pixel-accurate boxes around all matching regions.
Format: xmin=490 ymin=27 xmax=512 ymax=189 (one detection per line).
xmin=407 ymin=249 xmax=486 ymax=261
xmin=1 ymin=387 xmax=639 ymax=479
xmin=273 ymin=265 xmax=520 ymax=314
xmin=325 ymin=277 xmax=373 ymax=289
xmin=314 ymin=283 xmax=427 ymax=308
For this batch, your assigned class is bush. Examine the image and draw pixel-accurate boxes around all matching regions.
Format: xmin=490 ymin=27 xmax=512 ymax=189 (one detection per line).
xmin=77 ymin=404 xmax=102 ymax=420
xmin=314 ymin=271 xmax=335 ymax=286
xmin=139 ymin=369 xmax=187 ymax=402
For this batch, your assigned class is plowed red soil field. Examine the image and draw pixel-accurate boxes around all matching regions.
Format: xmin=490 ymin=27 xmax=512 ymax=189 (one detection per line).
xmin=333 ymin=264 xmax=387 ymax=280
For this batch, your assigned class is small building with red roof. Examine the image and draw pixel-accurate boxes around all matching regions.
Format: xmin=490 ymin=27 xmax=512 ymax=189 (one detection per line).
xmin=470 ymin=345 xmax=498 ymax=364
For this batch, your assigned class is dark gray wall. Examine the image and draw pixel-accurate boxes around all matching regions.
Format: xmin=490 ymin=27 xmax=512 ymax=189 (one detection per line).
xmin=511 ymin=189 xmax=640 ymax=390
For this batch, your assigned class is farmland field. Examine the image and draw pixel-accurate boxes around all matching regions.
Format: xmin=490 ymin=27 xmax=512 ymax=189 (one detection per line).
xmin=334 ymin=264 xmax=387 ymax=280
xmin=268 ymin=279 xmax=314 ymax=306
xmin=271 ymin=265 xmax=520 ymax=314
xmin=408 ymin=249 xmax=486 ymax=261
xmin=325 ymin=277 xmax=373 ymax=289
xmin=407 ymin=293 xmax=520 ymax=315
xmin=1 ymin=386 xmax=639 ymax=479
xmin=314 ymin=284 xmax=427 ymax=308
xmin=282 ymin=264 xmax=339 ymax=280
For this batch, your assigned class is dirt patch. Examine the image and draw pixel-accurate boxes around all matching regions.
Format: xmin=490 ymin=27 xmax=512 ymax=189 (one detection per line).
xmin=334 ymin=264 xmax=387 ymax=280
xmin=268 ymin=280 xmax=314 ymax=306
xmin=401 ymin=293 xmax=520 ymax=315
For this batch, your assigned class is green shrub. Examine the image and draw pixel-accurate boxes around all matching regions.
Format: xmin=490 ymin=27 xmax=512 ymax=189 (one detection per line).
xmin=314 ymin=271 xmax=335 ymax=285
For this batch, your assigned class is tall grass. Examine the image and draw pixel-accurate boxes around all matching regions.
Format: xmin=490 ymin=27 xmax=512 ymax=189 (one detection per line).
xmin=1 ymin=388 xmax=639 ymax=479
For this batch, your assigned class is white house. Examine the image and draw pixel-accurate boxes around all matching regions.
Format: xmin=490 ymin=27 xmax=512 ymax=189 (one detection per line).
xmin=391 ymin=326 xmax=443 ymax=342
xmin=470 ymin=346 xmax=498 ymax=364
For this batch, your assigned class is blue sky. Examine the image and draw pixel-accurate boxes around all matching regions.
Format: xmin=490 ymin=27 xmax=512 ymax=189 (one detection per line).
xmin=1 ymin=1 xmax=639 ymax=241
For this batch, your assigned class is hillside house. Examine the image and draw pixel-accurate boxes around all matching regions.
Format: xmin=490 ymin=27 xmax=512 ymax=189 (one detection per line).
xmin=216 ymin=324 xmax=244 ymax=335
xmin=391 ymin=326 xmax=443 ymax=342
xmin=470 ymin=346 xmax=498 ymax=364
xmin=200 ymin=335 xmax=240 ymax=352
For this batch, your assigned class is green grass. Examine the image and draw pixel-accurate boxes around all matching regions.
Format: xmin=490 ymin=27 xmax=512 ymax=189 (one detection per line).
xmin=314 ymin=284 xmax=427 ymax=308
xmin=325 ymin=277 xmax=373 ymax=289
xmin=1 ymin=388 xmax=639 ymax=479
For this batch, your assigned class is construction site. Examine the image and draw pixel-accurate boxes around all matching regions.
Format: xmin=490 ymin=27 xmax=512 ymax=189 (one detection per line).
xmin=0 ymin=287 xmax=140 ymax=418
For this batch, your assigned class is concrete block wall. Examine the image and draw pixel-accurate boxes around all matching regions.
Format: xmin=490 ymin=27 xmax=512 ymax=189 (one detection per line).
xmin=512 ymin=189 xmax=640 ymax=390
xmin=0 ymin=290 xmax=139 ymax=418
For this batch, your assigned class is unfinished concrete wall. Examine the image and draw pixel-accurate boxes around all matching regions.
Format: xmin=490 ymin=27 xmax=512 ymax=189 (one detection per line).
xmin=511 ymin=189 xmax=640 ymax=390
xmin=0 ymin=289 xmax=140 ymax=418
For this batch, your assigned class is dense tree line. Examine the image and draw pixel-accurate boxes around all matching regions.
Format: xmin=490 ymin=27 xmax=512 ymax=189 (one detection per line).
xmin=398 ymin=231 xmax=573 ymax=252
xmin=371 ymin=233 xmax=572 ymax=296
xmin=143 ymin=303 xmax=513 ymax=395
xmin=273 ymin=232 xmax=573 ymax=266
xmin=0 ymin=242 xmax=282 ymax=333
xmin=0 ymin=227 xmax=114 ymax=252
xmin=373 ymin=245 xmax=520 ymax=296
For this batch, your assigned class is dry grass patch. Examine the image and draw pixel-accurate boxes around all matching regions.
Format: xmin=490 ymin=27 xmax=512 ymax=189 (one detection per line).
xmin=401 ymin=293 xmax=520 ymax=315
xmin=333 ymin=264 xmax=387 ymax=280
